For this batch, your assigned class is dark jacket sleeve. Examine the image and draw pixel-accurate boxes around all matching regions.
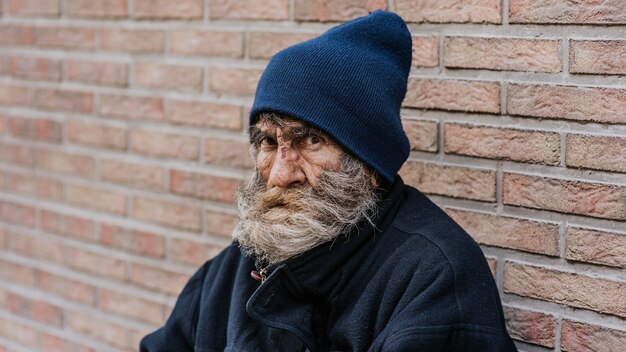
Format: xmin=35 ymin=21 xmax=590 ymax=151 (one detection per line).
xmin=139 ymin=262 xmax=209 ymax=352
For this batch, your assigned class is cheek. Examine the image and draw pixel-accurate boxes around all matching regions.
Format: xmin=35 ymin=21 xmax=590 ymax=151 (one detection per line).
xmin=255 ymin=152 xmax=274 ymax=179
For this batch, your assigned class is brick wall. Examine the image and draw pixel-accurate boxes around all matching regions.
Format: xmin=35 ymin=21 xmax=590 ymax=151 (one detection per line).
xmin=0 ymin=1 xmax=624 ymax=351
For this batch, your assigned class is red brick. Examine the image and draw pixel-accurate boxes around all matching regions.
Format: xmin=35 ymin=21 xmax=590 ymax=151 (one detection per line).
xmin=507 ymin=83 xmax=626 ymax=124
xmin=67 ymin=120 xmax=127 ymax=150
xmin=133 ymin=0 xmax=202 ymax=19
xmin=66 ymin=59 xmax=128 ymax=87
xmin=504 ymin=262 xmax=626 ymax=318
xmin=67 ymin=310 xmax=128 ymax=349
xmin=510 ymin=0 xmax=626 ymax=24
xmin=0 ymin=200 xmax=36 ymax=227
xmin=40 ymin=209 xmax=96 ymax=242
xmin=566 ymin=134 xmax=626 ymax=173
xmin=399 ymin=161 xmax=496 ymax=202
xmin=561 ymin=320 xmax=626 ymax=352
xmin=294 ymin=0 xmax=385 ymax=22
xmin=40 ymin=333 xmax=96 ymax=352
xmin=503 ymin=173 xmax=626 ymax=220
xmin=486 ymin=257 xmax=496 ymax=278
xmin=402 ymin=119 xmax=438 ymax=152
xmin=170 ymin=238 xmax=224 ymax=266
xmin=6 ymin=55 xmax=62 ymax=81
xmin=570 ymin=40 xmax=626 ymax=75
xmin=0 ymin=25 xmax=35 ymax=45
xmin=100 ymin=224 xmax=165 ymax=257
xmin=99 ymin=94 xmax=164 ymax=121
xmin=7 ymin=0 xmax=60 ymax=17
xmin=101 ymin=29 xmax=164 ymax=53
xmin=36 ymin=149 xmax=95 ymax=178
xmin=129 ymin=263 xmax=191 ymax=296
xmin=249 ymin=32 xmax=317 ymax=59
xmin=100 ymin=159 xmax=164 ymax=191
xmin=444 ymin=123 xmax=560 ymax=165
xmin=0 ymin=229 xmax=4 ymax=249
xmin=38 ymin=270 xmax=96 ymax=306
xmin=133 ymin=196 xmax=201 ymax=232
xmin=204 ymin=136 xmax=253 ymax=169
xmin=66 ymin=184 xmax=127 ymax=215
xmin=4 ymin=172 xmax=64 ymax=201
xmin=565 ymin=227 xmax=626 ymax=269
xmin=134 ymin=61 xmax=203 ymax=92
xmin=168 ymin=99 xmax=242 ymax=130
xmin=447 ymin=209 xmax=559 ymax=256
xmin=67 ymin=0 xmax=127 ymax=18
xmin=503 ymin=306 xmax=555 ymax=347
xmin=8 ymin=230 xmax=64 ymax=264
xmin=405 ymin=78 xmax=500 ymax=113
xmin=170 ymin=169 xmax=241 ymax=203
xmin=5 ymin=115 xmax=62 ymax=143
xmin=171 ymin=30 xmax=244 ymax=58
xmin=445 ymin=37 xmax=561 ymax=72
xmin=99 ymin=289 xmax=166 ymax=325
xmin=396 ymin=0 xmax=501 ymax=24
xmin=64 ymin=247 xmax=127 ymax=281
xmin=6 ymin=292 xmax=64 ymax=326
xmin=0 ymin=84 xmax=33 ymax=107
xmin=32 ymin=88 xmax=93 ymax=113
xmin=0 ymin=258 xmax=36 ymax=287
xmin=131 ymin=129 xmax=199 ymax=160
xmin=412 ymin=36 xmax=439 ymax=68
xmin=209 ymin=0 xmax=289 ymax=20
xmin=34 ymin=26 xmax=96 ymax=50
xmin=208 ymin=66 xmax=263 ymax=95
xmin=205 ymin=209 xmax=237 ymax=239
xmin=0 ymin=316 xmax=38 ymax=348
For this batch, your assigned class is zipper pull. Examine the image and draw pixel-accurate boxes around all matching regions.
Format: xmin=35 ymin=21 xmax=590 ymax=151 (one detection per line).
xmin=250 ymin=267 xmax=268 ymax=283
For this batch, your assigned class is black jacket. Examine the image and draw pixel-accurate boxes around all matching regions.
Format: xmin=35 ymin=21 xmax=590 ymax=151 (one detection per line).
xmin=140 ymin=177 xmax=517 ymax=351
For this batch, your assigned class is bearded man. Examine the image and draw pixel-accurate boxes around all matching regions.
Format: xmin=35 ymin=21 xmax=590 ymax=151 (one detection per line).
xmin=141 ymin=11 xmax=517 ymax=352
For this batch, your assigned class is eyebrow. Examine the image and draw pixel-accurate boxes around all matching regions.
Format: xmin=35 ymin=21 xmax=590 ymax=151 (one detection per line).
xmin=248 ymin=125 xmax=324 ymax=146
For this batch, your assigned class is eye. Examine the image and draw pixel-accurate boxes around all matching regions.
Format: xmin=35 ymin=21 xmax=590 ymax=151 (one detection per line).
xmin=304 ymin=135 xmax=322 ymax=145
xmin=260 ymin=136 xmax=277 ymax=147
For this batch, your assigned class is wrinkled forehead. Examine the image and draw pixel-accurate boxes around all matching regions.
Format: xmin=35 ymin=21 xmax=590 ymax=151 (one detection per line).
xmin=251 ymin=113 xmax=334 ymax=141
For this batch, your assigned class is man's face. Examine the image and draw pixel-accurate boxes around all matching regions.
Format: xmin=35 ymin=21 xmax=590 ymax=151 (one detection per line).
xmin=250 ymin=118 xmax=344 ymax=189
xmin=234 ymin=114 xmax=379 ymax=265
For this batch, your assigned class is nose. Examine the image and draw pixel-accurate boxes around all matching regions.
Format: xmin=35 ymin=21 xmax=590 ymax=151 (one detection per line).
xmin=267 ymin=145 xmax=306 ymax=188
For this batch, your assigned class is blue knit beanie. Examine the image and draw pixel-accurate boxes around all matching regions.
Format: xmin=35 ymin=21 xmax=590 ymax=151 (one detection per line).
xmin=249 ymin=10 xmax=412 ymax=183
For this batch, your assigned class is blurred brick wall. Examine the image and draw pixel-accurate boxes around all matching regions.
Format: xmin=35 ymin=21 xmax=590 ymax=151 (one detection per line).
xmin=0 ymin=1 xmax=624 ymax=351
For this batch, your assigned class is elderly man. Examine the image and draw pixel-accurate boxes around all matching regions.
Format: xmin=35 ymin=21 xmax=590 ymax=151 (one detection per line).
xmin=141 ymin=11 xmax=517 ymax=352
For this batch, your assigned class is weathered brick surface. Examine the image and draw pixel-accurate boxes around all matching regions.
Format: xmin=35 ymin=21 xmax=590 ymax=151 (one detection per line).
xmin=66 ymin=59 xmax=128 ymax=87
xmin=504 ymin=306 xmax=555 ymax=347
xmin=132 ymin=196 xmax=201 ymax=232
xmin=64 ymin=247 xmax=127 ymax=281
xmin=405 ymin=79 xmax=500 ymax=113
xmin=67 ymin=120 xmax=127 ymax=150
xmin=99 ymin=289 xmax=166 ymax=324
xmin=445 ymin=37 xmax=561 ymax=72
xmin=294 ymin=0 xmax=386 ymax=22
xmin=395 ymin=0 xmax=501 ymax=24
xmin=444 ymin=123 xmax=560 ymax=165
xmin=100 ymin=224 xmax=165 ymax=258
xmin=0 ymin=200 xmax=36 ymax=227
xmin=0 ymin=258 xmax=36 ymax=287
xmin=208 ymin=66 xmax=263 ymax=95
xmin=6 ymin=291 xmax=64 ymax=326
xmin=67 ymin=310 xmax=129 ymax=349
xmin=99 ymin=94 xmax=165 ymax=121
xmin=36 ymin=149 xmax=95 ymax=178
xmin=504 ymin=262 xmax=626 ymax=318
xmin=565 ymin=227 xmax=626 ymax=268
xmin=66 ymin=184 xmax=127 ymax=215
xmin=209 ymin=0 xmax=289 ymax=20
xmin=412 ymin=35 xmax=439 ymax=67
xmin=6 ymin=55 xmax=61 ymax=81
xmin=100 ymin=159 xmax=164 ymax=191
xmin=32 ymin=88 xmax=93 ymax=113
xmin=402 ymin=119 xmax=438 ymax=152
xmin=40 ymin=209 xmax=96 ymax=242
xmin=3 ymin=171 xmax=64 ymax=201
xmin=131 ymin=129 xmax=199 ymax=160
xmin=169 ymin=169 xmax=241 ymax=203
xmin=100 ymin=29 xmax=165 ymax=53
xmin=66 ymin=0 xmax=128 ymax=18
xmin=570 ymin=40 xmax=626 ymax=75
xmin=168 ymin=99 xmax=242 ymax=130
xmin=565 ymin=134 xmax=626 ymax=173
xmin=400 ymin=161 xmax=496 ymax=202
xmin=169 ymin=238 xmax=225 ymax=266
xmin=7 ymin=0 xmax=60 ymax=17
xmin=171 ymin=30 xmax=244 ymax=58
xmin=561 ymin=320 xmax=626 ymax=352
xmin=8 ymin=230 xmax=64 ymax=264
xmin=204 ymin=136 xmax=253 ymax=169
xmin=249 ymin=32 xmax=318 ymax=59
xmin=129 ymin=263 xmax=190 ymax=295
xmin=133 ymin=0 xmax=202 ymax=20
xmin=34 ymin=27 xmax=96 ymax=50
xmin=447 ymin=209 xmax=559 ymax=256
xmin=510 ymin=0 xmax=626 ymax=24
xmin=38 ymin=270 xmax=96 ymax=306
xmin=6 ymin=115 xmax=63 ymax=143
xmin=503 ymin=173 xmax=626 ymax=220
xmin=507 ymin=83 xmax=626 ymax=124
xmin=134 ymin=62 xmax=203 ymax=92
xmin=205 ymin=209 xmax=237 ymax=239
